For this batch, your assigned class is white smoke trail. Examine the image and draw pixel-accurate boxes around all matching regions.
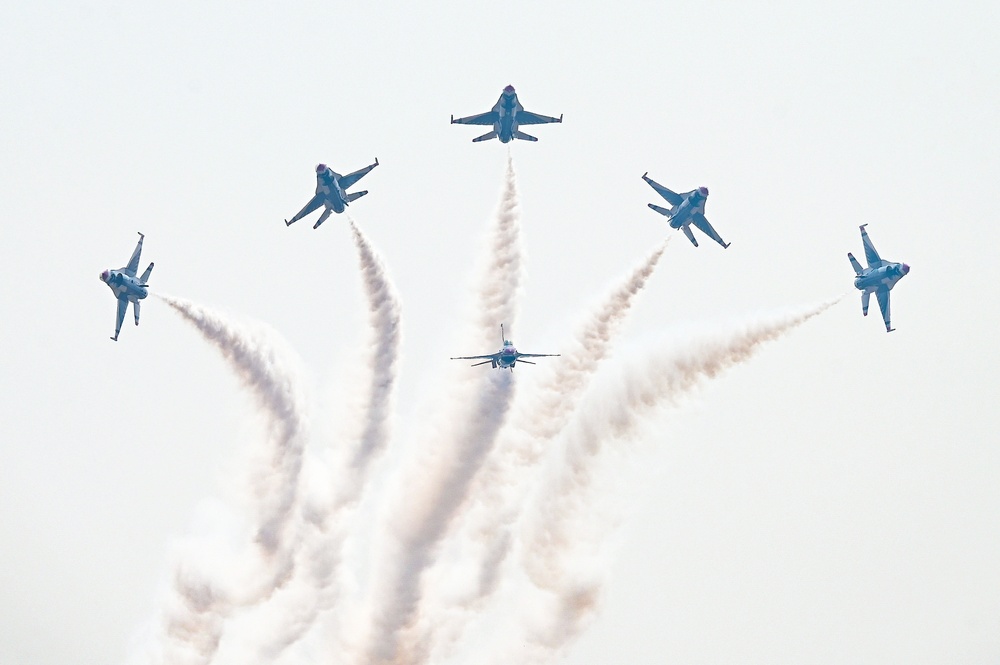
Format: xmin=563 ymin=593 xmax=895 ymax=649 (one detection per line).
xmin=516 ymin=299 xmax=840 ymax=659
xmin=249 ymin=219 xmax=403 ymax=663
xmin=149 ymin=295 xmax=310 ymax=665
xmin=412 ymin=241 xmax=669 ymax=662
xmin=361 ymin=154 xmax=524 ymax=664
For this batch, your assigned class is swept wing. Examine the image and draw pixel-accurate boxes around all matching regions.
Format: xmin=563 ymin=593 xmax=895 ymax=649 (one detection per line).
xmin=859 ymin=224 xmax=884 ymax=268
xmin=516 ymin=110 xmax=562 ymax=125
xmin=691 ymin=213 xmax=730 ymax=249
xmin=642 ymin=173 xmax=683 ymax=206
xmin=338 ymin=159 xmax=379 ymax=190
xmin=286 ymin=193 xmax=325 ymax=226
xmin=451 ymin=111 xmax=498 ymax=126
xmin=120 ymin=233 xmax=144 ymax=276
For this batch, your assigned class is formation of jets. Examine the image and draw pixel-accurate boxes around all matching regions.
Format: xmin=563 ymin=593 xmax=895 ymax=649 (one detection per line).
xmin=450 ymin=325 xmax=559 ymax=371
xmin=99 ymin=84 xmax=911 ymax=341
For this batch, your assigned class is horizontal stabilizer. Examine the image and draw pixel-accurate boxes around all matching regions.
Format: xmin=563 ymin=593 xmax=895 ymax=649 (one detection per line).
xmin=682 ymin=225 xmax=699 ymax=247
xmin=648 ymin=203 xmax=672 ymax=217
xmin=848 ymin=252 xmax=864 ymax=275
xmin=861 ymin=290 xmax=870 ymax=316
xmin=346 ymin=190 xmax=368 ymax=203
xmin=512 ymin=130 xmax=538 ymax=142
xmin=472 ymin=130 xmax=498 ymax=142
xmin=133 ymin=300 xmax=141 ymax=326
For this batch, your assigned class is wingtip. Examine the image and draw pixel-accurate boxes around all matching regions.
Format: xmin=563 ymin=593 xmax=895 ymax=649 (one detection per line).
xmin=137 ymin=231 xmax=144 ymax=238
xmin=723 ymin=243 xmax=731 ymax=249
xmin=284 ymin=219 xmax=292 ymax=226
xmin=450 ymin=114 xmax=455 ymax=123
xmin=559 ymin=113 xmax=563 ymax=122
xmin=860 ymin=223 xmax=869 ymax=230
xmin=374 ymin=157 xmax=379 ymax=166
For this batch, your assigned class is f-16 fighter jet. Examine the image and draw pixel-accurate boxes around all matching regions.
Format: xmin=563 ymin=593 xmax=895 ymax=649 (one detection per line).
xmin=285 ymin=159 xmax=379 ymax=229
xmin=451 ymin=324 xmax=559 ymax=371
xmin=849 ymin=224 xmax=910 ymax=332
xmin=99 ymin=232 xmax=154 ymax=341
xmin=642 ymin=173 xmax=730 ymax=249
xmin=451 ymin=85 xmax=562 ymax=143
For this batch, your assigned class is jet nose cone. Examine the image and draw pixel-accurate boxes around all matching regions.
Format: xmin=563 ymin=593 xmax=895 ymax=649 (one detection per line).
xmin=503 ymin=84 xmax=515 ymax=94
xmin=698 ymin=186 xmax=709 ymax=196
xmin=316 ymin=163 xmax=327 ymax=173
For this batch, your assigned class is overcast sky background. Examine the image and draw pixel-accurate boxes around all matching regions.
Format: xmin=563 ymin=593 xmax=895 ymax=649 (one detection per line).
xmin=2 ymin=1 xmax=999 ymax=663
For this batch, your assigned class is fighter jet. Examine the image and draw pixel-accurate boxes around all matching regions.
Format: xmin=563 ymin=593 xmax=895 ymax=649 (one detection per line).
xmin=451 ymin=85 xmax=562 ymax=143
xmin=450 ymin=324 xmax=559 ymax=371
xmin=849 ymin=224 xmax=910 ymax=332
xmin=285 ymin=159 xmax=379 ymax=229
xmin=99 ymin=232 xmax=153 ymax=342
xmin=642 ymin=173 xmax=730 ymax=249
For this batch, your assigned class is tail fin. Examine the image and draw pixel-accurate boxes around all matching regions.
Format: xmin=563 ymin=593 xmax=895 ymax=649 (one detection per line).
xmin=133 ymin=300 xmax=141 ymax=326
xmin=861 ymin=290 xmax=870 ymax=316
xmin=682 ymin=225 xmax=699 ymax=247
xmin=848 ymin=252 xmax=863 ymax=275
xmin=346 ymin=190 xmax=368 ymax=203
xmin=647 ymin=203 xmax=672 ymax=217
xmin=139 ymin=262 xmax=154 ymax=284
xmin=512 ymin=130 xmax=538 ymax=142
xmin=473 ymin=130 xmax=498 ymax=142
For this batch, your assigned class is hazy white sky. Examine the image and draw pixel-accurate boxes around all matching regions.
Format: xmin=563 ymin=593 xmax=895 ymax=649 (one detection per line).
xmin=2 ymin=1 xmax=999 ymax=663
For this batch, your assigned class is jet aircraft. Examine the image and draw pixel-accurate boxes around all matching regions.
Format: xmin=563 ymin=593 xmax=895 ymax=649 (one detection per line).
xmin=99 ymin=232 xmax=154 ymax=341
xmin=450 ymin=324 xmax=559 ymax=370
xmin=451 ymin=85 xmax=562 ymax=143
xmin=642 ymin=173 xmax=730 ymax=249
xmin=849 ymin=224 xmax=910 ymax=332
xmin=285 ymin=159 xmax=379 ymax=229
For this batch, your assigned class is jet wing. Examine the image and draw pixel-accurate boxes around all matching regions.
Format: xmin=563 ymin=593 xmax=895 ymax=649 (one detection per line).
xmin=286 ymin=193 xmax=324 ymax=226
xmin=112 ymin=296 xmax=128 ymax=341
xmin=516 ymin=110 xmax=562 ymax=125
xmin=516 ymin=353 xmax=560 ymax=358
xmin=450 ymin=353 xmax=500 ymax=360
xmin=875 ymin=286 xmax=893 ymax=332
xmin=691 ymin=213 xmax=730 ymax=249
xmin=859 ymin=224 xmax=884 ymax=268
xmin=119 ymin=233 xmax=144 ymax=276
xmin=641 ymin=173 xmax=683 ymax=206
xmin=451 ymin=111 xmax=499 ymax=126
xmin=338 ymin=159 xmax=379 ymax=190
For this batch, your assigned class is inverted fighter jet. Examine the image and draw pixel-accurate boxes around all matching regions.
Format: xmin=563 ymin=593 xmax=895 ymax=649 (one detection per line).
xmin=451 ymin=324 xmax=559 ymax=371
xmin=451 ymin=85 xmax=562 ymax=143
xmin=849 ymin=224 xmax=910 ymax=332
xmin=642 ymin=173 xmax=730 ymax=249
xmin=285 ymin=159 xmax=379 ymax=229
xmin=99 ymin=232 xmax=154 ymax=341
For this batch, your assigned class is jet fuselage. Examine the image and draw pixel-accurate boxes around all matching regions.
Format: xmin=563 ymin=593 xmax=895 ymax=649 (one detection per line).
xmin=316 ymin=168 xmax=349 ymax=214
xmin=100 ymin=269 xmax=148 ymax=301
xmin=493 ymin=88 xmax=522 ymax=143
xmin=854 ymin=263 xmax=910 ymax=292
xmin=666 ymin=190 xmax=708 ymax=229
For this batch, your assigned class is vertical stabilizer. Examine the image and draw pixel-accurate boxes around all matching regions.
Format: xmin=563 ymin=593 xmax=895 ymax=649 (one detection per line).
xmin=861 ymin=291 xmax=870 ymax=316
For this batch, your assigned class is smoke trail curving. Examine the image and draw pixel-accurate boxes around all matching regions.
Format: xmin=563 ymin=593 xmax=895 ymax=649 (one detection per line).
xmin=361 ymin=154 xmax=524 ymax=664
xmin=150 ymin=295 xmax=310 ymax=665
xmin=517 ymin=298 xmax=840 ymax=657
xmin=411 ymin=241 xmax=670 ymax=663
xmin=250 ymin=218 xmax=403 ymax=663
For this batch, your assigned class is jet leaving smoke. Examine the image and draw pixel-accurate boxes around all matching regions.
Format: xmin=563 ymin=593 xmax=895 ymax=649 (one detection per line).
xmin=361 ymin=154 xmax=525 ymax=664
xmin=411 ymin=241 xmax=670 ymax=662
xmin=152 ymin=296 xmax=310 ymax=665
xmin=516 ymin=299 xmax=840 ymax=657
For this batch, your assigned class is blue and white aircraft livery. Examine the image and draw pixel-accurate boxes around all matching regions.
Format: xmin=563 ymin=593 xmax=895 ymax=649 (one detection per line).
xmin=285 ymin=159 xmax=379 ymax=229
xmin=642 ymin=173 xmax=730 ymax=249
xmin=99 ymin=232 xmax=153 ymax=342
xmin=849 ymin=224 xmax=910 ymax=332
xmin=450 ymin=324 xmax=559 ymax=371
xmin=451 ymin=85 xmax=563 ymax=143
